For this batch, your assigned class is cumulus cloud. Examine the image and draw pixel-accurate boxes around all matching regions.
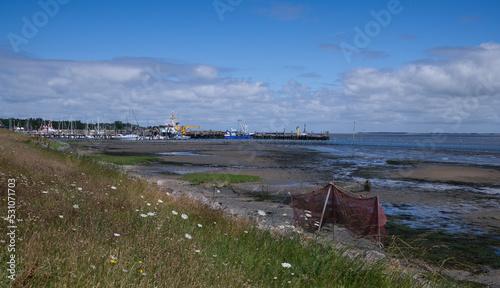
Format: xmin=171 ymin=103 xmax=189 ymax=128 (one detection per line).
xmin=339 ymin=42 xmax=500 ymax=131
xmin=1 ymin=42 xmax=499 ymax=133
xmin=1 ymin=51 xmax=337 ymax=131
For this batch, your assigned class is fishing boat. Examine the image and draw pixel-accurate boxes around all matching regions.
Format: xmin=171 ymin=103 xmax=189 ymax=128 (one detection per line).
xmin=158 ymin=112 xmax=195 ymax=140
xmin=224 ymin=120 xmax=255 ymax=139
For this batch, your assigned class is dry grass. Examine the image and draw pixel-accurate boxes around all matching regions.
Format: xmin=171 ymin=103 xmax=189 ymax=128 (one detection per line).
xmin=0 ymin=130 xmax=429 ymax=287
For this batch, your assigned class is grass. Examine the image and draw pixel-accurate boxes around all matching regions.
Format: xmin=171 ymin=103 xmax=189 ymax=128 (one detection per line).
xmin=0 ymin=130 xmax=439 ymax=287
xmin=87 ymin=153 xmax=163 ymax=165
xmin=180 ymin=173 xmax=262 ymax=184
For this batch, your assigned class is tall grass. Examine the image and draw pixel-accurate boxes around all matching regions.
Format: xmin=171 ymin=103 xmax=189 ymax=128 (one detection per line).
xmin=0 ymin=131 xmax=430 ymax=287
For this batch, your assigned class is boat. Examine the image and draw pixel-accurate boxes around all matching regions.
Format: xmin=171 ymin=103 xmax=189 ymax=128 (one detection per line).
xmin=115 ymin=133 xmax=139 ymax=140
xmin=158 ymin=112 xmax=196 ymax=140
xmin=224 ymin=120 xmax=255 ymax=139
xmin=40 ymin=120 xmax=57 ymax=134
xmin=172 ymin=134 xmax=191 ymax=140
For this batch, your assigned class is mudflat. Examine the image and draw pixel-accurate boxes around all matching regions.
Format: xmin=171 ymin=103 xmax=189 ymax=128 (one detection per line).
xmin=395 ymin=165 xmax=500 ymax=184
xmin=75 ymin=140 xmax=500 ymax=233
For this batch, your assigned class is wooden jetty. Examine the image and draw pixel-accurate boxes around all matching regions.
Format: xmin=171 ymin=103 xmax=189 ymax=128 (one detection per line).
xmin=184 ymin=130 xmax=330 ymax=140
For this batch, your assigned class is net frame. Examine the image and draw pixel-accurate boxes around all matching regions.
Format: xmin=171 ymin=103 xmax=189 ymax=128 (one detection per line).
xmin=291 ymin=183 xmax=387 ymax=243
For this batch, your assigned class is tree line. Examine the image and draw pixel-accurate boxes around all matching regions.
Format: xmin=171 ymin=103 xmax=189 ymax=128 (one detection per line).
xmin=0 ymin=118 xmax=134 ymax=131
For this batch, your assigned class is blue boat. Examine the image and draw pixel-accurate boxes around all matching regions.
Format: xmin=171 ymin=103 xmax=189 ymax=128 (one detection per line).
xmin=224 ymin=120 xmax=255 ymax=139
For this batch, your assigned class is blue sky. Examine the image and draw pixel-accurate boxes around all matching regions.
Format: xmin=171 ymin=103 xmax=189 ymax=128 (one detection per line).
xmin=1 ymin=0 xmax=500 ymax=133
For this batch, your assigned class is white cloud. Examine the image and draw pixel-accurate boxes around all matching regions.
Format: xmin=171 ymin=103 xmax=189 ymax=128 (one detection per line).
xmin=1 ymin=42 xmax=499 ymax=133
xmin=192 ymin=65 xmax=218 ymax=80
xmin=338 ymin=42 xmax=500 ymax=132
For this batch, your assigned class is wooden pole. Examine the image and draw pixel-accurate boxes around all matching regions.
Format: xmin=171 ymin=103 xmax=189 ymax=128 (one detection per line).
xmin=377 ymin=196 xmax=382 ymax=252
xmin=318 ymin=186 xmax=332 ymax=233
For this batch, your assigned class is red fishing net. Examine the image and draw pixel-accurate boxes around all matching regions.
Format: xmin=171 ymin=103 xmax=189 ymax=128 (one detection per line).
xmin=291 ymin=183 xmax=386 ymax=243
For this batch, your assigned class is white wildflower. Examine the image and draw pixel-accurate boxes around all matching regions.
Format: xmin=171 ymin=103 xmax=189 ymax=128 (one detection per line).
xmin=195 ymin=250 xmax=200 ymax=253
xmin=181 ymin=214 xmax=188 ymax=220
xmin=185 ymin=233 xmax=192 ymax=239
xmin=73 ymin=204 xmax=79 ymax=209
xmin=197 ymin=224 xmax=203 ymax=228
xmin=158 ymin=199 xmax=163 ymax=203
xmin=114 ymin=233 xmax=120 ymax=237
xmin=172 ymin=210 xmax=178 ymax=215
xmin=59 ymin=215 xmax=64 ymax=219
xmin=41 ymin=191 xmax=48 ymax=194
xmin=281 ymin=262 xmax=292 ymax=268
xmin=147 ymin=212 xmax=155 ymax=216
xmin=140 ymin=213 xmax=147 ymax=217
xmin=111 ymin=186 xmax=117 ymax=190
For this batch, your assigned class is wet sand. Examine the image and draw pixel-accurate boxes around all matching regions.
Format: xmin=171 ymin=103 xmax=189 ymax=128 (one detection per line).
xmin=395 ymin=165 xmax=500 ymax=184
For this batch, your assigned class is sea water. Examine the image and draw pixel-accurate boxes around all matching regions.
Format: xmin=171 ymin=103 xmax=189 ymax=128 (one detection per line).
xmin=298 ymin=133 xmax=500 ymax=235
